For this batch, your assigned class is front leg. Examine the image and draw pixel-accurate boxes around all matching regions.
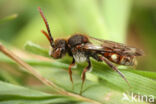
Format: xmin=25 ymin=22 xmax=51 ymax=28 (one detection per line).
xmin=80 ymin=58 xmax=91 ymax=95
xmin=68 ymin=58 xmax=75 ymax=90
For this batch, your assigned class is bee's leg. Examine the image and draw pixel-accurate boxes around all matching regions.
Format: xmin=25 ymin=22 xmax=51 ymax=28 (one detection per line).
xmin=68 ymin=58 xmax=75 ymax=90
xmin=99 ymin=56 xmax=131 ymax=87
xmin=80 ymin=58 xmax=91 ymax=95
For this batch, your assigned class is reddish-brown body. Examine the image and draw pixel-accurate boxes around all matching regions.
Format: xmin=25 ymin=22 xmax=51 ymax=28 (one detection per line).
xmin=38 ymin=7 xmax=144 ymax=95
xmin=103 ymin=53 xmax=120 ymax=63
xmin=103 ymin=52 xmax=135 ymax=66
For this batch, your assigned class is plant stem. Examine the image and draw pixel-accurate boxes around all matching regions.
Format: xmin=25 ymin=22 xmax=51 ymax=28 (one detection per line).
xmin=0 ymin=43 xmax=101 ymax=104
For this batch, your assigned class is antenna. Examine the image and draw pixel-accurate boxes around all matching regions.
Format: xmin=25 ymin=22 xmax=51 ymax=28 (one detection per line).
xmin=38 ymin=7 xmax=54 ymax=47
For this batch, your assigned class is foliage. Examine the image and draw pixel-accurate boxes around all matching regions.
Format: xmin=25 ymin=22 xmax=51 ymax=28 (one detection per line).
xmin=0 ymin=0 xmax=156 ymax=104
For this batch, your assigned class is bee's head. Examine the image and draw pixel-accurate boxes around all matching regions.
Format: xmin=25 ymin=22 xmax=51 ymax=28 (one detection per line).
xmin=38 ymin=7 xmax=67 ymax=59
xmin=50 ymin=39 xmax=67 ymax=59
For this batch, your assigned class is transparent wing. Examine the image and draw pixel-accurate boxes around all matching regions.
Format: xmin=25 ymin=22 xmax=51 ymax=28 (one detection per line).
xmin=82 ymin=36 xmax=144 ymax=56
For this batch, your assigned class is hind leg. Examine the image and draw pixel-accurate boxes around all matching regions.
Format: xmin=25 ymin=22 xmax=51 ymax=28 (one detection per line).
xmin=80 ymin=58 xmax=91 ymax=95
xmin=99 ymin=56 xmax=130 ymax=87
xmin=91 ymin=54 xmax=130 ymax=87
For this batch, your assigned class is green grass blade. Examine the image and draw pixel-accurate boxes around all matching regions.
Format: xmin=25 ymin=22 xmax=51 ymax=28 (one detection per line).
xmin=0 ymin=14 xmax=18 ymax=24
xmin=1 ymin=42 xmax=153 ymax=103
xmin=0 ymin=81 xmax=78 ymax=104
xmin=24 ymin=41 xmax=49 ymax=57
xmin=91 ymin=61 xmax=156 ymax=98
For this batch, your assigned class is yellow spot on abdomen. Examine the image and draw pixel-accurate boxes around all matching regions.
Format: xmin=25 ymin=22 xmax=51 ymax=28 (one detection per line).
xmin=111 ymin=54 xmax=118 ymax=62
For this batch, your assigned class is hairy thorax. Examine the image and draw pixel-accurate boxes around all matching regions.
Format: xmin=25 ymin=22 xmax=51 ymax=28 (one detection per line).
xmin=67 ymin=34 xmax=89 ymax=63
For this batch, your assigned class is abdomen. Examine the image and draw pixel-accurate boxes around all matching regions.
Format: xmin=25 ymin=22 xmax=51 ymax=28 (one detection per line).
xmin=103 ymin=53 xmax=135 ymax=66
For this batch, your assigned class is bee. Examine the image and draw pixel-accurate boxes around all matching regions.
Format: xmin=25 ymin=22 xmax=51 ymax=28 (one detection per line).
xmin=38 ymin=7 xmax=144 ymax=95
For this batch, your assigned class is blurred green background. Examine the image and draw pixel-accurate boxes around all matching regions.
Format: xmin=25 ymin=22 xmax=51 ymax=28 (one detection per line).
xmin=0 ymin=0 xmax=156 ymax=71
xmin=0 ymin=0 xmax=156 ymax=104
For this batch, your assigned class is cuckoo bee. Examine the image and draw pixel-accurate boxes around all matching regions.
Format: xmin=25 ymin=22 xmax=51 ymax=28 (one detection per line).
xmin=38 ymin=7 xmax=144 ymax=94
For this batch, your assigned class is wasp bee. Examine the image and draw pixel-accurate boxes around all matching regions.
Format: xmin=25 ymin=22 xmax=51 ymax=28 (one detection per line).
xmin=38 ymin=7 xmax=144 ymax=94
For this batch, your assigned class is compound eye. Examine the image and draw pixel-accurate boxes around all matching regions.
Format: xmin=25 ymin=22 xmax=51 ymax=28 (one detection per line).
xmin=51 ymin=48 xmax=62 ymax=59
